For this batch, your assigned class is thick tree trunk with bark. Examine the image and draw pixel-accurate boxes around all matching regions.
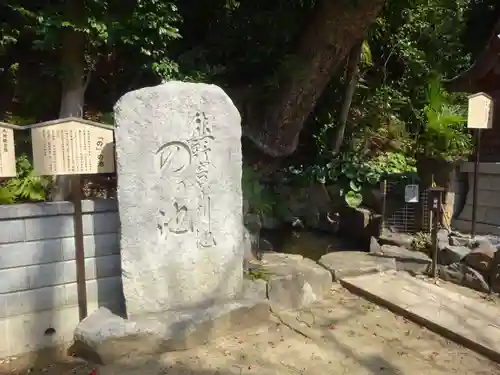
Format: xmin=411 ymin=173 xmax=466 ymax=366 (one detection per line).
xmin=332 ymin=41 xmax=363 ymax=154
xmin=243 ymin=0 xmax=385 ymax=157
xmin=51 ymin=0 xmax=88 ymax=201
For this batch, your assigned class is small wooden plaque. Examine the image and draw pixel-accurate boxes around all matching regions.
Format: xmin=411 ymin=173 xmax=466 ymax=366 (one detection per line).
xmin=467 ymin=92 xmax=494 ymax=129
xmin=0 ymin=123 xmax=18 ymax=178
xmin=29 ymin=118 xmax=115 ymax=176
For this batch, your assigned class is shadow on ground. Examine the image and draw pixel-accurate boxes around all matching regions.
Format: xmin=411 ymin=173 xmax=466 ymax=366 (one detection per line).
xmin=91 ymin=353 xmax=404 ymax=375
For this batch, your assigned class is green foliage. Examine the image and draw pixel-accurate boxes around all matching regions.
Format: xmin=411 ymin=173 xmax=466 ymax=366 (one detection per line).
xmin=417 ymin=78 xmax=473 ymax=162
xmin=365 ymin=0 xmax=472 ymax=131
xmin=244 ymin=264 xmax=271 ymax=281
xmin=242 ymin=165 xmax=273 ymax=216
xmin=0 ymin=155 xmax=52 ymax=204
xmin=5 ymin=0 xmax=182 ymax=84
xmin=0 ymin=0 xmax=494 ymax=207
xmin=285 ymin=151 xmax=416 ymax=208
xmin=411 ymin=231 xmax=432 ymax=254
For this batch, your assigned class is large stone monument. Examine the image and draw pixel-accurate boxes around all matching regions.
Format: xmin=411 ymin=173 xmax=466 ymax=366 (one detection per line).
xmin=115 ymin=81 xmax=244 ymax=315
xmin=73 ymin=82 xmax=268 ymax=364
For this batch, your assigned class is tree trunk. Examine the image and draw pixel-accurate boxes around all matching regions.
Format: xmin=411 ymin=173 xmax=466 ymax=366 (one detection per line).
xmin=243 ymin=0 xmax=385 ymax=157
xmin=51 ymin=0 xmax=88 ymax=201
xmin=332 ymin=40 xmax=363 ymax=154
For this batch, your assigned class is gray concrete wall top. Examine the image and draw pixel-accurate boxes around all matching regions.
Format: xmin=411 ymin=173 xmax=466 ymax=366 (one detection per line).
xmin=0 ymin=199 xmax=117 ymax=220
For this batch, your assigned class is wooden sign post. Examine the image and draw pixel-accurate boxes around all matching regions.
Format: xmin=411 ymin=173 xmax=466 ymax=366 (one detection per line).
xmin=428 ymin=187 xmax=444 ymax=282
xmin=0 ymin=122 xmax=19 ymax=179
xmin=467 ymin=92 xmax=494 ymax=238
xmin=28 ymin=118 xmax=115 ymax=321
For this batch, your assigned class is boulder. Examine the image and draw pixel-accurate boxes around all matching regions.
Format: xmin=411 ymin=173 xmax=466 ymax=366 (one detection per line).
xmin=318 ymin=251 xmax=396 ymax=281
xmin=439 ymin=263 xmax=489 ymax=293
xmin=438 ymin=245 xmax=470 ymax=265
xmin=378 ymin=231 xmax=414 ymax=250
xmin=490 ymin=253 xmax=500 ymax=294
xmin=373 ymin=244 xmax=431 ymax=274
xmin=271 ymin=183 xmax=341 ymax=234
xmin=464 ymin=240 xmax=497 ymax=272
xmin=339 ymin=207 xmax=382 ymax=246
xmin=262 ymin=253 xmax=332 ymax=309
xmin=449 ymin=233 xmax=472 ymax=247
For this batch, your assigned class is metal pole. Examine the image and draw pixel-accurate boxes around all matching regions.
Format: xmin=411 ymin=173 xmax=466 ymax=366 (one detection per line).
xmin=72 ymin=175 xmax=88 ymax=321
xmin=471 ymin=129 xmax=481 ymax=238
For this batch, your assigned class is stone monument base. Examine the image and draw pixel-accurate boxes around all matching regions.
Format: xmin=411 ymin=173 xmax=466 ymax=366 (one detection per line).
xmin=72 ymin=298 xmax=269 ymax=365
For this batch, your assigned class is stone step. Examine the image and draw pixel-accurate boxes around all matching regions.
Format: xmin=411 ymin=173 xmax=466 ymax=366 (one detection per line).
xmin=340 ymin=271 xmax=500 ymax=363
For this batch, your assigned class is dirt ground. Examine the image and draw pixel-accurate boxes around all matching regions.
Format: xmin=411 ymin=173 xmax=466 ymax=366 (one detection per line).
xmin=2 ymin=282 xmax=500 ymax=375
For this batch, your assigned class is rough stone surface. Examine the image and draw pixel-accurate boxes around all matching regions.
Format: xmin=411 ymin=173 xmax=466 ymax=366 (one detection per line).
xmin=73 ymin=301 xmax=269 ymax=365
xmin=339 ymin=208 xmax=382 ymax=244
xmin=490 ymin=250 xmax=500 ymax=293
xmin=437 ymin=229 xmax=450 ymax=250
xmin=438 ymin=245 xmax=470 ymax=265
xmin=243 ymin=227 xmax=257 ymax=266
xmin=439 ymin=263 xmax=489 ymax=293
xmin=261 ymin=213 xmax=281 ymax=229
xmin=266 ymin=184 xmax=340 ymax=233
xmin=303 ymin=184 xmax=340 ymax=234
xmin=244 ymin=213 xmax=261 ymax=234
xmin=318 ymin=251 xmax=396 ymax=281
xmin=115 ymin=82 xmax=243 ymax=316
xmin=373 ymin=244 xmax=431 ymax=274
xmin=369 ymin=236 xmax=381 ymax=254
xmin=450 ymin=235 xmax=472 ymax=247
xmin=262 ymin=253 xmax=332 ymax=309
xmin=378 ymin=231 xmax=414 ymax=250
xmin=464 ymin=240 xmax=497 ymax=272
xmin=240 ymin=278 xmax=267 ymax=300
xmin=339 ymin=271 xmax=500 ymax=363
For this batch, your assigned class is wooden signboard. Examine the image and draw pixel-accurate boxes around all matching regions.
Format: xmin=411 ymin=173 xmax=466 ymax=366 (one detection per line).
xmin=29 ymin=118 xmax=115 ymax=176
xmin=0 ymin=122 xmax=18 ymax=178
xmin=28 ymin=117 xmax=116 ymax=321
xmin=467 ymin=92 xmax=494 ymax=129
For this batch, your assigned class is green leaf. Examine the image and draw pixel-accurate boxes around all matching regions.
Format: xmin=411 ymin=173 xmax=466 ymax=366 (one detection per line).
xmin=349 ymin=180 xmax=362 ymax=192
xmin=345 ymin=191 xmax=363 ymax=208
xmin=366 ymin=172 xmax=379 ymax=185
xmin=342 ymin=165 xmax=357 ymax=180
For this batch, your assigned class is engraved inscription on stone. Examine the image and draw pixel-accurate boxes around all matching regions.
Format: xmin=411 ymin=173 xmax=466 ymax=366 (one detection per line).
xmin=0 ymin=125 xmax=17 ymax=178
xmin=114 ymin=81 xmax=244 ymax=315
xmin=30 ymin=119 xmax=115 ymax=175
xmin=157 ymin=201 xmax=194 ymax=241
xmin=155 ymin=112 xmax=216 ymax=248
xmin=155 ymin=141 xmax=192 ymax=174
xmin=197 ymin=196 xmax=216 ymax=248
xmin=189 ymin=112 xmax=214 ymax=189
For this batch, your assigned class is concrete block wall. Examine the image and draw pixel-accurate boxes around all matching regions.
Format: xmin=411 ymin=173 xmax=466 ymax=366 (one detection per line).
xmin=0 ymin=200 xmax=123 ymax=358
xmin=453 ymin=162 xmax=500 ymax=236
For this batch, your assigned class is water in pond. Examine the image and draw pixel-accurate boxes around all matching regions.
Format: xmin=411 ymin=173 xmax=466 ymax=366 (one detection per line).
xmin=260 ymin=228 xmax=365 ymax=261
